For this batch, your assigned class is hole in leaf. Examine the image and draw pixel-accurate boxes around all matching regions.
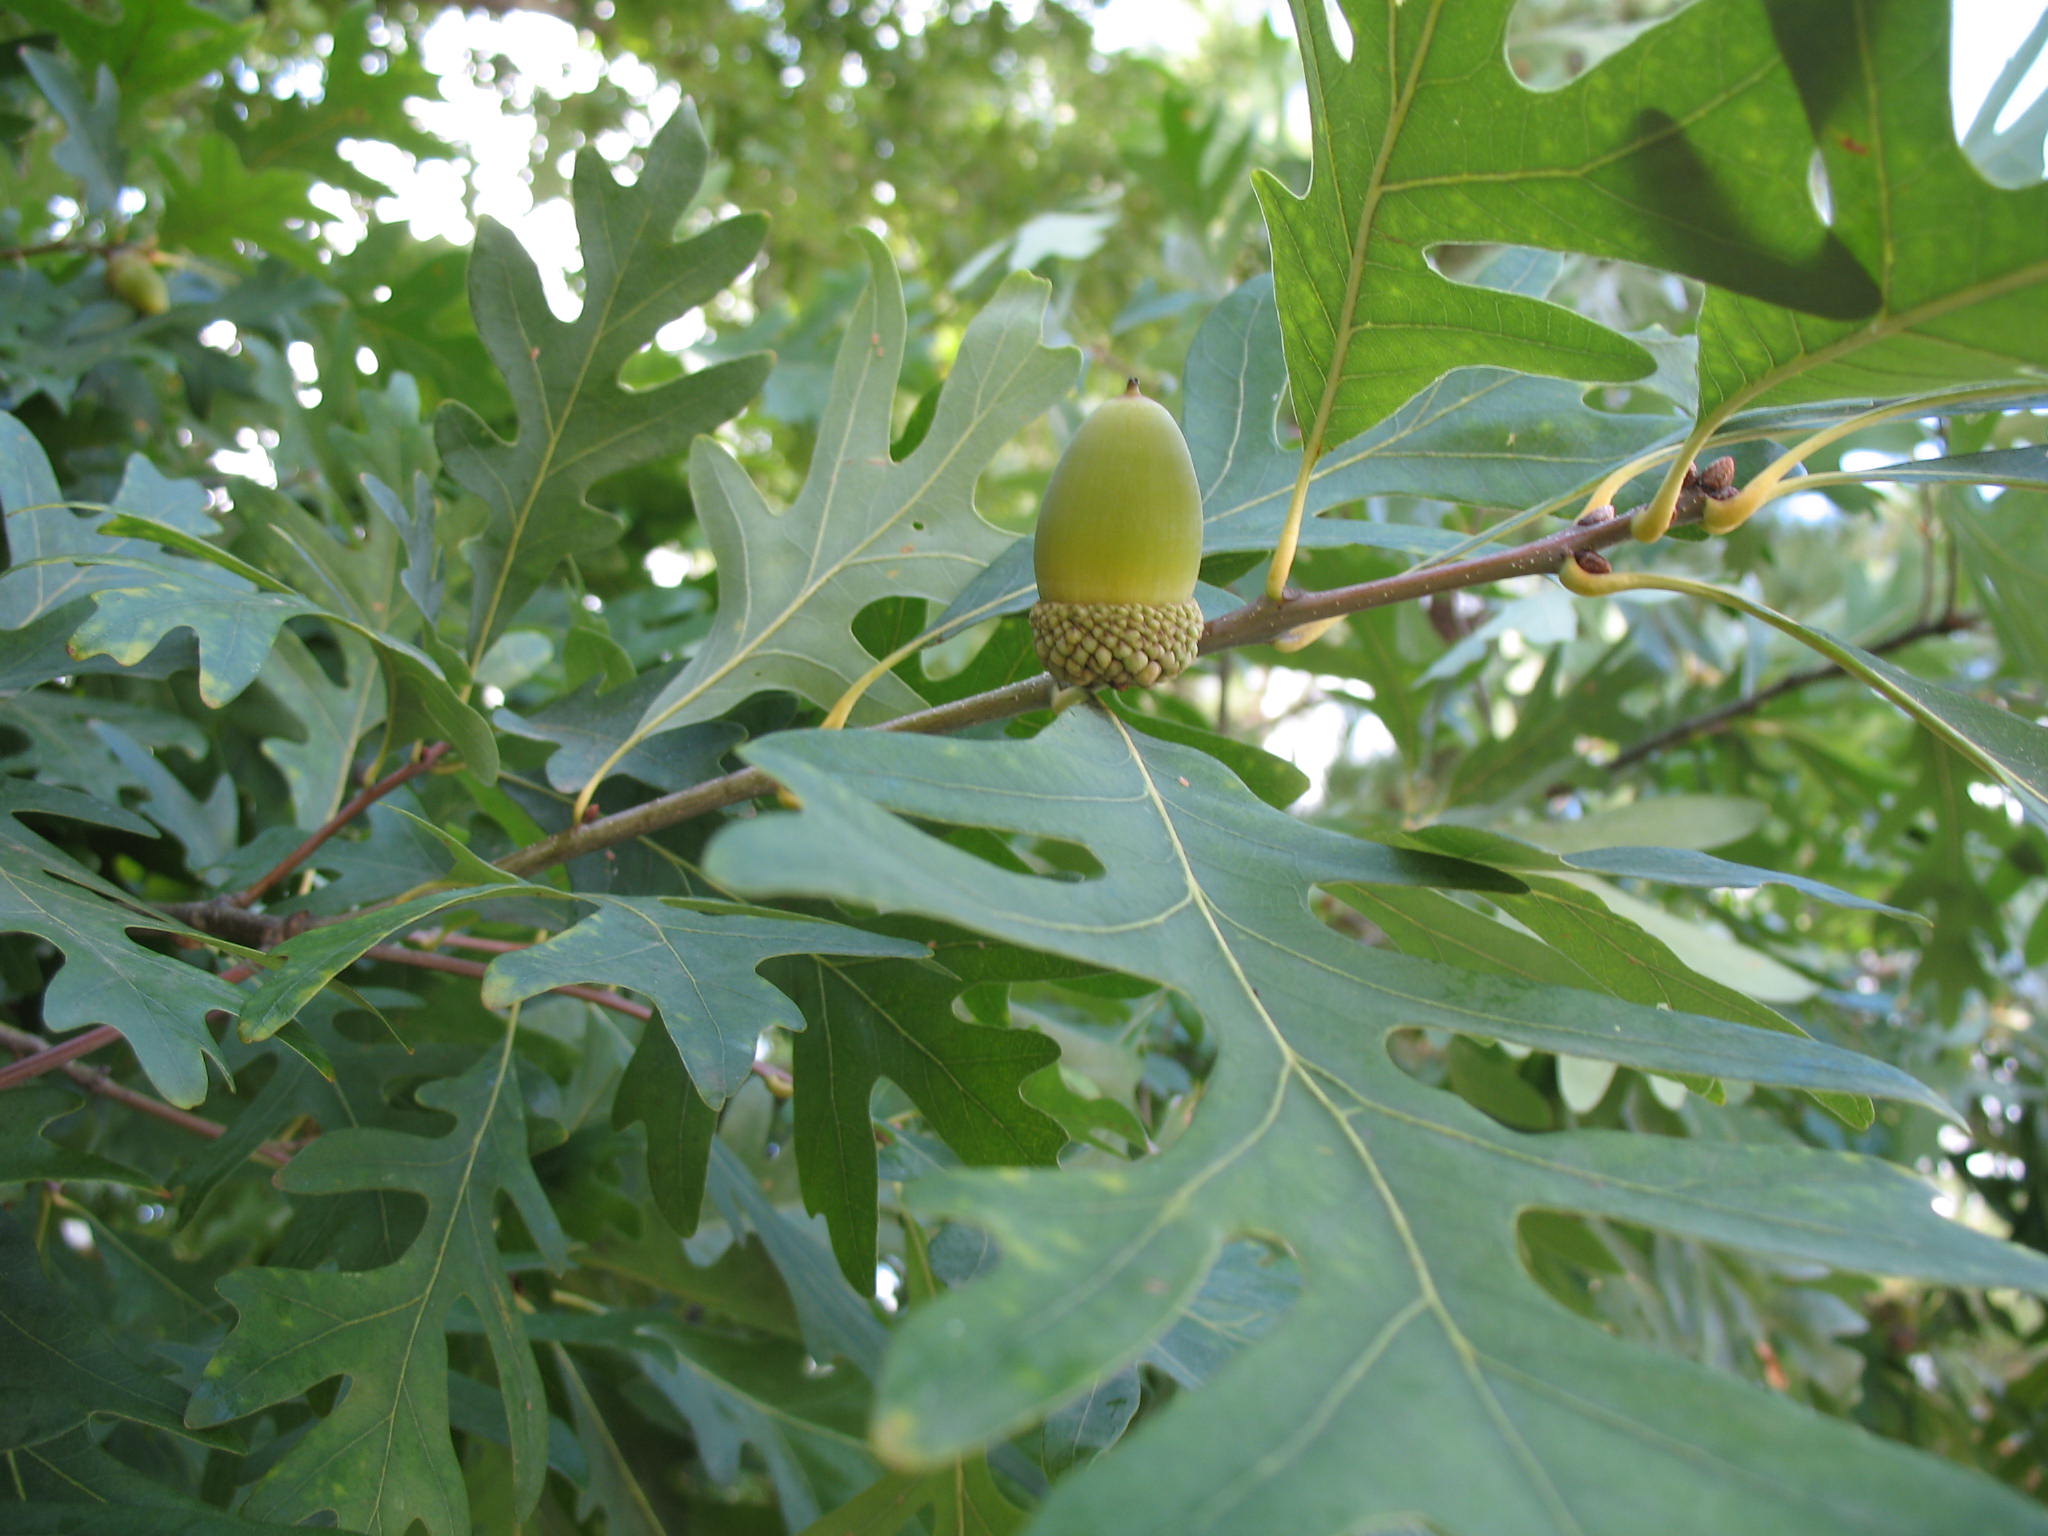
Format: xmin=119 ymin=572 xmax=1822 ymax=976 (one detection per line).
xmin=1808 ymin=147 xmax=1835 ymax=226
xmin=1386 ymin=1027 xmax=1560 ymax=1132
xmin=909 ymin=820 xmax=1106 ymax=883
xmin=1505 ymin=0 xmax=1676 ymax=91
xmin=1317 ymin=0 xmax=1353 ymax=63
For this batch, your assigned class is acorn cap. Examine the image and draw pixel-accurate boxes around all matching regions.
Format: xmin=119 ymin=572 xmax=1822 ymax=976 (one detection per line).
xmin=1032 ymin=382 xmax=1203 ymax=608
xmin=1030 ymin=598 xmax=1204 ymax=690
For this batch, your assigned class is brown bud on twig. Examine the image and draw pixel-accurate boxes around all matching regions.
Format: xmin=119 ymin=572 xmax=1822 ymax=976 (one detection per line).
xmin=1574 ymin=504 xmax=1616 ymax=527
xmin=1680 ymin=462 xmax=1699 ymax=491
xmin=1573 ymin=551 xmax=1613 ymax=577
xmin=1699 ymin=456 xmax=1738 ymax=496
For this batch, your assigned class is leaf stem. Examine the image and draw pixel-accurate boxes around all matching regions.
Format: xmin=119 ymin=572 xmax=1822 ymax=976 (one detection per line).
xmin=1264 ymin=451 xmax=1319 ymax=600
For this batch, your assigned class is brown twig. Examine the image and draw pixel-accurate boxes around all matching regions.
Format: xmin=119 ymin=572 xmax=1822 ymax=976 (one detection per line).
xmin=495 ymin=676 xmax=1057 ymax=877
xmin=0 ymin=1024 xmax=122 ymax=1091
xmin=1600 ymin=612 xmax=1977 ymax=774
xmin=496 ymin=492 xmax=1688 ymax=878
xmin=0 ymin=1022 xmax=292 ymax=1169
xmin=0 ymin=960 xmax=264 ymax=1089
xmin=235 ymin=742 xmax=452 ymax=907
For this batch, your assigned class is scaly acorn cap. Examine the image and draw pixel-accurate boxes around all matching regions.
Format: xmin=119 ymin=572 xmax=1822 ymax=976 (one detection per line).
xmin=1029 ymin=380 xmax=1204 ymax=690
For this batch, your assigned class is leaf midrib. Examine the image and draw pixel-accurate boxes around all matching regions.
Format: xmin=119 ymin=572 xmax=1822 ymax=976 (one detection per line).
xmin=1103 ymin=710 xmax=1583 ymax=1534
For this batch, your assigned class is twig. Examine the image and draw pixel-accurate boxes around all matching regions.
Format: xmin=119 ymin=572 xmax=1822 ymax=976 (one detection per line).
xmin=0 ymin=238 xmax=102 ymax=262
xmin=0 ymin=1022 xmax=292 ymax=1169
xmin=496 ymin=676 xmax=1057 ymax=877
xmin=235 ymin=742 xmax=452 ymax=906
xmin=496 ymin=492 xmax=1683 ymax=877
xmin=1600 ymin=613 xmax=1976 ymax=774
xmin=0 ymin=960 xmax=263 ymax=1089
xmin=0 ymin=1024 xmax=122 ymax=1091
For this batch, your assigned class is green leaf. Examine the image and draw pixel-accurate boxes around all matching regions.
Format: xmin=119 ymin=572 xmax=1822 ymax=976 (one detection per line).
xmin=705 ymin=705 xmax=2048 ymax=1535
xmin=234 ymin=885 xmax=518 ymax=1043
xmin=612 ymin=1016 xmax=717 ymax=1235
xmin=1257 ymin=0 xmax=1873 ymax=459
xmin=494 ymin=667 xmax=743 ymax=793
xmin=17 ymin=51 xmax=122 ymax=214
xmin=483 ymin=898 xmax=923 ymax=1106
xmin=0 ymin=1211 xmax=225 ymax=1451
xmin=435 ymin=101 xmax=770 ymax=660
xmin=549 ymin=1343 xmax=666 ymax=1536
xmin=1696 ymin=2 xmax=2048 ymax=418
xmin=767 ymin=936 xmax=1069 ymax=1288
xmin=1612 ymin=577 xmax=2048 ymax=831
xmin=796 ymin=1459 xmax=1029 ymax=1536
xmin=612 ymin=231 xmax=1076 ymax=771
xmin=1941 ymin=487 xmax=2048 ymax=680
xmin=0 ymin=782 xmax=238 ymax=1108
xmin=0 ymin=419 xmax=218 ymax=632
xmin=5 ymin=0 xmax=250 ymax=106
xmin=701 ymin=1141 xmax=889 ymax=1377
xmin=1401 ymin=822 xmax=1919 ymax=919
xmin=0 ymin=1428 xmax=306 ymax=1531
xmin=257 ymin=629 xmax=386 ymax=832
xmin=0 ymin=1085 xmax=154 ymax=1188
xmin=637 ymin=1323 xmax=880 ymax=1527
xmin=65 ymin=558 xmax=315 ymax=708
xmin=1346 ymin=878 xmax=1871 ymax=1127
xmin=156 ymin=133 xmax=320 ymax=267
xmin=187 ymin=1034 xmax=566 ymax=1535
xmin=1037 ymin=1367 xmax=1139 ymax=1476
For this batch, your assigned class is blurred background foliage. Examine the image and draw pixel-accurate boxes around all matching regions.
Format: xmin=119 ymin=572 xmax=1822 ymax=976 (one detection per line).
xmin=3 ymin=0 xmax=2046 ymax=1519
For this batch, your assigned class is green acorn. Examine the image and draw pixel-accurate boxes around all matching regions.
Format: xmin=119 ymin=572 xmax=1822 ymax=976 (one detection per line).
xmin=1029 ymin=380 xmax=1204 ymax=690
xmin=106 ymin=246 xmax=169 ymax=317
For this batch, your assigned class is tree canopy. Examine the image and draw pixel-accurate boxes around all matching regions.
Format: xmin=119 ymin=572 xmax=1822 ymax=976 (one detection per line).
xmin=2 ymin=1 xmax=2047 ymax=1532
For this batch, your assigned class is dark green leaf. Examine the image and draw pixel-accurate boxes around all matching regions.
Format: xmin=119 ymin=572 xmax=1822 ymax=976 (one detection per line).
xmin=187 ymin=1036 xmax=565 ymax=1535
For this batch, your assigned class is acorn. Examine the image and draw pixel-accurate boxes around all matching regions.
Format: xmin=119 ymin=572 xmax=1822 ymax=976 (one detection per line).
xmin=1029 ymin=380 xmax=1204 ymax=690
xmin=106 ymin=246 xmax=169 ymax=317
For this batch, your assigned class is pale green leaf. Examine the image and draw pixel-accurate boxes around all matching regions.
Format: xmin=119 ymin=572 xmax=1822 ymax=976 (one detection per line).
xmin=705 ymin=706 xmax=2048 ymax=1536
xmin=613 ymin=231 xmax=1076 ymax=771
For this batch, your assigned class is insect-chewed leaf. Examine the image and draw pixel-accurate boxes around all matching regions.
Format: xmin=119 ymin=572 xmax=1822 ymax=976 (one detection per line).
xmin=705 ymin=704 xmax=2048 ymax=1536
